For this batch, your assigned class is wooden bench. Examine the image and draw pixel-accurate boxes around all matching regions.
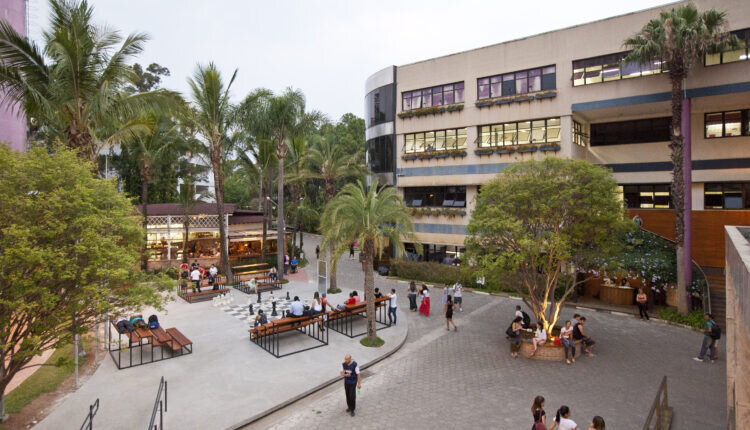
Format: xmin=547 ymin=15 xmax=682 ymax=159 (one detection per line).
xmin=326 ymin=296 xmax=392 ymax=337
xmin=232 ymin=263 xmax=269 ymax=271
xmin=107 ymin=320 xmax=193 ymax=369
xmin=249 ymin=313 xmax=327 ymax=358
xmin=166 ymin=327 xmax=193 ymax=354
xmin=234 ymin=268 xmax=271 ymax=280
xmin=232 ymin=279 xmax=281 ymax=294
xmin=180 ymin=277 xmax=227 ymax=290
xmin=150 ymin=326 xmax=173 ymax=348
xmin=179 ymin=287 xmax=230 ymax=303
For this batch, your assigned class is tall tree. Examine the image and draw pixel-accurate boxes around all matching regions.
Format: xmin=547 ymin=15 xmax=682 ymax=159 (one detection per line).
xmin=305 ymin=135 xmax=364 ymax=290
xmin=0 ymin=146 xmax=170 ymax=420
xmin=125 ymin=62 xmax=171 ymax=94
xmin=176 ymin=176 xmax=209 ymax=264
xmin=624 ymin=5 xmax=737 ymax=313
xmin=285 ymin=136 xmax=309 ymax=259
xmin=187 ymin=62 xmax=236 ymax=278
xmin=250 ymin=88 xmax=323 ymax=280
xmin=126 ymin=115 xmax=182 ymax=270
xmin=321 ymin=180 xmax=416 ymax=343
xmin=0 ymin=0 xmax=177 ymax=166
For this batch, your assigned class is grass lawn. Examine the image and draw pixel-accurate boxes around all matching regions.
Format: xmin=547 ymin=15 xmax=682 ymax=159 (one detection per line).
xmin=3 ymin=338 xmax=90 ymax=418
xmin=360 ymin=336 xmax=385 ymax=347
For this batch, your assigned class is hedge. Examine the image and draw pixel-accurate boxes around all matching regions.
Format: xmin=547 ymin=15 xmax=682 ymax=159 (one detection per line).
xmin=389 ymin=260 xmax=473 ymax=286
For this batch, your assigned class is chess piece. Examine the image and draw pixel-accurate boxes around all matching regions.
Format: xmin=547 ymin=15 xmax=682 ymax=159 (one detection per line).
xmin=257 ymin=291 xmax=261 ymax=303
xmin=271 ymin=300 xmax=278 ymax=317
xmin=249 ymin=303 xmax=254 ymax=315
xmin=286 ymin=291 xmax=290 ymax=300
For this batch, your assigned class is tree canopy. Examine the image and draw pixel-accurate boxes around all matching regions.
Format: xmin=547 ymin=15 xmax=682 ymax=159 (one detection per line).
xmin=465 ymin=158 xmax=631 ymax=333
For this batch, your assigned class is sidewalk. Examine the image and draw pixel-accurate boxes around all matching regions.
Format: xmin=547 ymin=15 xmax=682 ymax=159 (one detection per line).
xmin=34 ymin=276 xmax=408 ymax=430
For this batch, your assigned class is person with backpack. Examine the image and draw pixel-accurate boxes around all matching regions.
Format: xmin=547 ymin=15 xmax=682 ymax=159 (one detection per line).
xmin=515 ymin=305 xmax=531 ymax=328
xmin=694 ymin=312 xmax=720 ymax=363
xmin=508 ymin=316 xmax=523 ymax=358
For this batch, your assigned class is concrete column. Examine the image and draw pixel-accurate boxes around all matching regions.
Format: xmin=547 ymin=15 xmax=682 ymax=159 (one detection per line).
xmin=682 ymin=98 xmax=692 ymax=294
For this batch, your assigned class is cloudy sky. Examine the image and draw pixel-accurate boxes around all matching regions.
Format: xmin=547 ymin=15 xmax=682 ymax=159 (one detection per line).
xmin=28 ymin=0 xmax=674 ymax=122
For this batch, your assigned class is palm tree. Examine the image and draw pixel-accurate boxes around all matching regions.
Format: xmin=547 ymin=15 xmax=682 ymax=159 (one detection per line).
xmin=187 ymin=62 xmax=236 ymax=279
xmin=305 ymin=135 xmax=365 ymax=291
xmin=321 ymin=180 xmax=417 ymax=343
xmin=250 ymin=88 xmax=323 ymax=280
xmin=624 ymin=5 xmax=737 ymax=313
xmin=285 ymin=136 xmax=309 ymax=259
xmin=0 ymin=0 xmax=177 ymax=165
xmin=127 ymin=115 xmax=182 ymax=270
xmin=176 ymin=177 xmax=209 ymax=264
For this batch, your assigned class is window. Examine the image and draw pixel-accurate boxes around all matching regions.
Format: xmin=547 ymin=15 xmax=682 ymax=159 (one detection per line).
xmin=477 ymin=118 xmax=561 ymax=147
xmin=402 ymin=82 xmax=464 ymax=111
xmin=590 ymin=117 xmax=670 ymax=146
xmin=704 ymin=182 xmax=750 ymax=209
xmin=365 ymin=84 xmax=395 ymax=128
xmin=404 ymin=186 xmax=466 ymax=208
xmin=573 ymin=52 xmax=666 ymax=86
xmin=622 ymin=184 xmax=672 ymax=209
xmin=366 ymin=135 xmax=394 ymax=173
xmin=704 ymin=110 xmax=750 ymax=138
xmin=705 ymin=28 xmax=750 ymax=66
xmin=477 ymin=66 xmax=555 ymax=99
xmin=573 ymin=120 xmax=586 ymax=146
xmin=404 ymin=128 xmax=467 ymax=153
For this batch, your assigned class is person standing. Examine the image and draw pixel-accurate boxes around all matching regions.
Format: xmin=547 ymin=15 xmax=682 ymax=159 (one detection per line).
xmin=550 ymin=406 xmax=577 ymax=430
xmin=560 ymin=320 xmax=576 ymax=364
xmin=453 ymin=280 xmax=463 ymax=312
xmin=315 ymin=245 xmax=320 ymax=260
xmin=588 ymin=416 xmax=605 ymax=430
xmin=636 ymin=288 xmax=649 ymax=320
xmin=531 ymin=396 xmax=546 ymax=430
xmin=441 ymin=284 xmax=449 ymax=306
xmin=349 ymin=243 xmax=355 ymax=260
xmin=693 ymin=312 xmax=719 ymax=363
xmin=445 ymin=295 xmax=456 ymax=331
xmin=190 ymin=266 xmax=202 ymax=293
xmin=419 ymin=285 xmax=430 ymax=316
xmin=408 ymin=281 xmax=418 ymax=312
xmin=284 ymin=254 xmax=290 ymax=274
xmin=340 ymin=354 xmax=361 ymax=417
xmin=388 ymin=288 xmax=398 ymax=325
xmin=509 ymin=316 xmax=523 ymax=358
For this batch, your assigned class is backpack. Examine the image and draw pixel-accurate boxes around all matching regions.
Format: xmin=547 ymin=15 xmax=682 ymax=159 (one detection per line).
xmin=710 ymin=324 xmax=721 ymax=340
xmin=521 ymin=311 xmax=531 ymax=328
xmin=148 ymin=314 xmax=159 ymax=329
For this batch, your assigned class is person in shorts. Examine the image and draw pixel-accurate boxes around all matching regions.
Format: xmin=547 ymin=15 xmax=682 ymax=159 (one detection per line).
xmin=573 ymin=316 xmax=595 ymax=357
xmin=452 ymin=281 xmax=463 ymax=312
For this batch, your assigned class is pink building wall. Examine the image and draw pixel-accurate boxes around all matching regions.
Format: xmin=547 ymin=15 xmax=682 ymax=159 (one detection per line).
xmin=0 ymin=0 xmax=27 ymax=151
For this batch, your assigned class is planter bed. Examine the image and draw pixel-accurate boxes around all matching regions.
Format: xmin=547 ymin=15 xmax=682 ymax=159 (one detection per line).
xmin=520 ymin=338 xmax=583 ymax=361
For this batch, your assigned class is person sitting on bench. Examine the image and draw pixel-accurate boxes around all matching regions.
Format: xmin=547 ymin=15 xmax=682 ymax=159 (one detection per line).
xmin=254 ymin=310 xmax=268 ymax=327
xmin=337 ymin=292 xmax=359 ymax=310
xmin=373 ymin=288 xmax=383 ymax=299
xmin=269 ymin=267 xmax=277 ymax=282
xmin=290 ymin=256 xmax=298 ymax=273
xmin=115 ymin=317 xmax=135 ymax=333
xmin=287 ymin=296 xmax=304 ymax=317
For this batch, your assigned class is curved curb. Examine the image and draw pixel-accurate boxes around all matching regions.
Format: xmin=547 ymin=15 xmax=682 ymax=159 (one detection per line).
xmin=225 ymin=322 xmax=410 ymax=430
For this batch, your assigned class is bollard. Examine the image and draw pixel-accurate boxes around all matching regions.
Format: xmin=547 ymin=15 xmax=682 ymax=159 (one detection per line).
xmin=249 ymin=303 xmax=254 ymax=315
xmin=257 ymin=291 xmax=261 ymax=303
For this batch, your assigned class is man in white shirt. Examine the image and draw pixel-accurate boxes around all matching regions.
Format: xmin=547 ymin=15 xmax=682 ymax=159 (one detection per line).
xmin=388 ymin=289 xmax=398 ymax=325
xmin=287 ymin=296 xmax=304 ymax=317
xmin=190 ymin=268 xmax=201 ymax=293
xmin=453 ymin=281 xmax=463 ymax=312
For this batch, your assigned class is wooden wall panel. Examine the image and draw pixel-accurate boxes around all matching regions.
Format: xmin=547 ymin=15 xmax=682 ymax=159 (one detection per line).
xmin=627 ymin=209 xmax=750 ymax=268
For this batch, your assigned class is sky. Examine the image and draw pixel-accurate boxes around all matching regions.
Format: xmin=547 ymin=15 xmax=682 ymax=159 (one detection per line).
xmin=27 ymin=0 xmax=676 ymax=122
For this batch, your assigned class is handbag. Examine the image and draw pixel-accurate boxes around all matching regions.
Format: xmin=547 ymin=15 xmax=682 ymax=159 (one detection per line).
xmin=505 ymin=324 xmax=516 ymax=338
xmin=532 ymin=410 xmax=545 ymax=430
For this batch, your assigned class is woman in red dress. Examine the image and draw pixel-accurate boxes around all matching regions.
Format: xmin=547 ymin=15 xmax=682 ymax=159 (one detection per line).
xmin=419 ymin=285 xmax=430 ymax=316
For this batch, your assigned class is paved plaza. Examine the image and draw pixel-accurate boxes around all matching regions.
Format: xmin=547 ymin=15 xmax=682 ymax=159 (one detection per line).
xmin=249 ymin=235 xmax=727 ymax=430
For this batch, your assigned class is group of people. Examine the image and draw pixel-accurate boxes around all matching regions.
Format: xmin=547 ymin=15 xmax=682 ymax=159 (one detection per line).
xmin=531 ymin=396 xmax=605 ymax=430
xmin=180 ymin=260 xmax=218 ymax=293
xmin=284 ymin=254 xmax=299 ymax=274
xmin=508 ymin=310 xmax=596 ymax=362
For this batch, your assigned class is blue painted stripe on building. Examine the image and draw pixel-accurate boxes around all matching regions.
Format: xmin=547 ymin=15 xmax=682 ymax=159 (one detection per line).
xmin=572 ymin=81 xmax=750 ymax=111
xmin=414 ymin=223 xmax=468 ymax=235
xmin=606 ymin=157 xmax=750 ymax=173
xmin=398 ymin=162 xmax=510 ymax=177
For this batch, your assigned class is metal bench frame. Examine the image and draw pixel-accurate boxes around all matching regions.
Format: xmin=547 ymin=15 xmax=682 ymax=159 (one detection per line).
xmin=250 ymin=314 xmax=328 ymax=358
xmin=106 ymin=322 xmax=193 ymax=370
xmin=326 ymin=299 xmax=392 ymax=338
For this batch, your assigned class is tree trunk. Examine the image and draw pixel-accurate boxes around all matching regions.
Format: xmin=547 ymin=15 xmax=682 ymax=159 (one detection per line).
xmin=141 ymin=171 xmax=150 ymax=271
xmin=182 ymin=208 xmax=190 ymax=263
xmin=364 ymin=238 xmax=377 ymax=342
xmin=299 ymin=220 xmax=304 ymax=256
xmin=276 ymin=138 xmax=286 ymax=282
xmin=669 ymin=74 xmax=688 ymax=314
xmin=326 ymin=180 xmax=337 ymax=291
xmin=211 ymin=147 xmax=232 ymax=279
xmin=290 ymin=187 xmax=299 ymax=260
xmin=261 ymin=171 xmax=268 ymax=260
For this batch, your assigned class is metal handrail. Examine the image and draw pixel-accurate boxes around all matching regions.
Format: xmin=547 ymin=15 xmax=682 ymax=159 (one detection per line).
xmin=643 ymin=376 xmax=669 ymax=430
xmin=638 ymin=227 xmax=711 ymax=313
xmin=148 ymin=377 xmax=167 ymax=430
xmin=79 ymin=398 xmax=99 ymax=430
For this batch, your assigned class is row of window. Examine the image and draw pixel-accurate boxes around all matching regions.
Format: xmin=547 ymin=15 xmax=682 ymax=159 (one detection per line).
xmin=404 ymin=128 xmax=468 ymax=153
xmin=622 ymin=184 xmax=672 ymax=209
xmin=573 ymin=52 xmax=667 ymax=87
xmin=590 ymin=117 xmax=671 ymax=146
xmin=705 ymin=110 xmax=750 ymax=138
xmin=477 ymin=66 xmax=556 ymax=99
xmin=404 ymin=186 xmax=466 ymax=208
xmin=705 ymin=29 xmax=750 ymax=66
xmin=478 ymin=118 xmax=561 ymax=147
xmin=621 ymin=183 xmax=750 ymax=209
xmin=402 ymin=83 xmax=465 ymax=111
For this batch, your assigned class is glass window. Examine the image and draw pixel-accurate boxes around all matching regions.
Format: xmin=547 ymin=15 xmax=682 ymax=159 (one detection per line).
xmin=640 ymin=59 xmax=661 ymax=76
xmin=411 ymin=90 xmax=422 ymax=109
xmin=414 ymin=133 xmax=425 ymax=152
xmin=745 ymin=184 xmax=750 ymax=209
xmin=457 ymin=129 xmax=467 ymax=149
xmin=445 ymin=129 xmax=456 ymax=150
xmin=541 ymin=66 xmax=556 ymax=90
xmin=402 ymin=82 xmax=464 ymax=110
xmin=654 ymin=185 xmax=670 ymax=208
xmin=517 ymin=121 xmax=531 ymax=145
xmin=479 ymin=126 xmax=491 ymax=148
xmin=725 ymin=111 xmax=742 ymax=136
xmin=405 ymin=134 xmax=415 ymax=153
xmin=502 ymin=73 xmax=515 ymax=96
xmin=621 ymin=61 xmax=641 ymax=79
xmin=435 ymin=130 xmax=446 ymax=151
xmin=432 ymin=87 xmax=443 ymax=106
xmin=478 ymin=78 xmax=490 ymax=99
xmin=573 ymin=61 xmax=585 ymax=86
xmin=547 ymin=118 xmax=561 ymax=142
xmin=639 ymin=185 xmax=655 ymax=208
xmin=454 ymin=83 xmax=464 ymax=103
xmin=503 ymin=123 xmax=517 ymax=146
xmin=584 ymin=65 xmax=602 ymax=84
xmin=422 ymin=88 xmax=432 ymax=108
xmin=724 ymin=183 xmax=743 ymax=208
xmin=705 ymin=52 xmax=721 ymax=66
xmin=704 ymin=184 xmax=723 ymax=208
xmin=444 ymin=86 xmax=455 ymax=105
xmin=573 ymin=120 xmax=585 ymax=146
xmin=424 ymin=131 xmax=435 ymax=151
xmin=366 ymin=135 xmax=394 ymax=173
xmin=529 ymin=69 xmax=542 ymax=92
xmin=591 ymin=117 xmax=671 ymax=146
xmin=602 ymin=56 xmax=622 ymax=81
xmin=515 ymin=71 xmax=528 ymax=94
xmin=530 ymin=120 xmax=546 ymax=143
xmin=490 ymin=76 xmax=502 ymax=98
xmin=403 ymin=95 xmax=412 ymax=112
xmin=491 ymin=124 xmax=502 ymax=147
xmin=705 ymin=110 xmax=750 ymax=138
xmin=623 ymin=185 xmax=639 ymax=208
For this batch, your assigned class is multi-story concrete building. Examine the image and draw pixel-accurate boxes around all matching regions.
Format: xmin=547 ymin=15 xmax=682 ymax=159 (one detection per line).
xmin=365 ymin=0 xmax=750 ymax=268
xmin=0 ymin=0 xmax=27 ymax=151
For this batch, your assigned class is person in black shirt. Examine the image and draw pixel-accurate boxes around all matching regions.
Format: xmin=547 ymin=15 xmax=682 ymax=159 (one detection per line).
xmin=573 ymin=316 xmax=596 ymax=357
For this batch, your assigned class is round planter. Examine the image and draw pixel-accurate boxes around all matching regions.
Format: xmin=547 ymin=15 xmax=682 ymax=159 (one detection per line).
xmin=520 ymin=338 xmax=583 ymax=361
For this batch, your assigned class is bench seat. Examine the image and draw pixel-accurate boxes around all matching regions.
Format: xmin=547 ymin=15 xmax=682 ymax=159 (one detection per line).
xmin=166 ymin=327 xmax=192 ymax=351
xmin=249 ymin=314 xmax=322 ymax=339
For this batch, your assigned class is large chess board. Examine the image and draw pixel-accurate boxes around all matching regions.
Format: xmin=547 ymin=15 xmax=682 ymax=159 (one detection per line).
xmin=222 ymin=297 xmax=293 ymax=325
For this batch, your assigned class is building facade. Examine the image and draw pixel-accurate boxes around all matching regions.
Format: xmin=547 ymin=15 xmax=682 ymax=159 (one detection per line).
xmin=0 ymin=0 xmax=27 ymax=151
xmin=365 ymin=0 xmax=750 ymax=267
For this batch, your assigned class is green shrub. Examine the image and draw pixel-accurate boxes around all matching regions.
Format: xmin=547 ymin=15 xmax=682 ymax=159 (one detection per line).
xmin=658 ymin=308 xmax=705 ymax=330
xmin=360 ymin=336 xmax=385 ymax=347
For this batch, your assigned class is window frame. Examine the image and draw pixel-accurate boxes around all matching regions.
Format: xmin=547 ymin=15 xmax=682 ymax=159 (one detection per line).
xmin=703 ymin=182 xmax=750 ymax=209
xmin=590 ymin=117 xmax=671 ymax=146
xmin=704 ymin=109 xmax=750 ymax=139
xmin=621 ymin=183 xmax=673 ymax=209
xmin=572 ymin=51 xmax=666 ymax=87
xmin=477 ymin=65 xmax=556 ymax=100
xmin=404 ymin=127 xmax=468 ymax=153
xmin=704 ymin=28 xmax=750 ymax=66
xmin=404 ymin=186 xmax=467 ymax=208
xmin=401 ymin=82 xmax=464 ymax=112
xmin=477 ymin=118 xmax=561 ymax=147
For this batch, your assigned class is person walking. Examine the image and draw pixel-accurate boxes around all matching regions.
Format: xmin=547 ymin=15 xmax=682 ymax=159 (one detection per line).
xmin=419 ymin=285 xmax=430 ymax=316
xmin=693 ymin=312 xmax=719 ymax=363
xmin=340 ymin=354 xmax=361 ymax=417
xmin=441 ymin=284 xmax=449 ymax=306
xmin=588 ymin=416 xmax=605 ymax=430
xmin=453 ymin=280 xmax=463 ymax=312
xmin=315 ymin=245 xmax=320 ymax=260
xmin=445 ymin=295 xmax=456 ymax=331
xmin=408 ymin=281 xmax=418 ymax=312
xmin=508 ymin=316 xmax=523 ymax=358
xmin=388 ymin=288 xmax=398 ymax=325
xmin=636 ymin=288 xmax=649 ymax=320
xmin=550 ymin=406 xmax=577 ymax=430
xmin=284 ymin=254 xmax=290 ymax=274
xmin=349 ymin=243 xmax=355 ymax=260
xmin=531 ymin=396 xmax=546 ymax=430
xmin=560 ymin=320 xmax=576 ymax=364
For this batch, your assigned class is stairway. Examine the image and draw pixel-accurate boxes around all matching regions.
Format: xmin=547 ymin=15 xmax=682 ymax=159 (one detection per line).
xmin=702 ymin=266 xmax=726 ymax=327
